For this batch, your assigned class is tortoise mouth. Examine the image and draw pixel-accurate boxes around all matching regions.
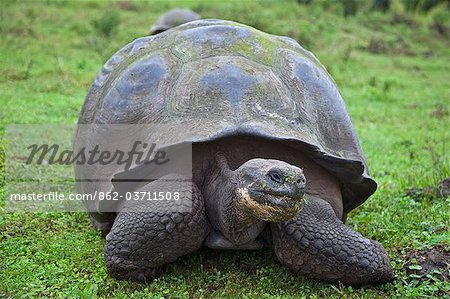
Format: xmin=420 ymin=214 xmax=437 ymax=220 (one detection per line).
xmin=238 ymin=188 xmax=304 ymax=222
xmin=248 ymin=188 xmax=305 ymax=209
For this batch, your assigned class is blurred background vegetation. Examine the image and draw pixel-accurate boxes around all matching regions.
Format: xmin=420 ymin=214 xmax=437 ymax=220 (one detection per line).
xmin=0 ymin=0 xmax=449 ymax=298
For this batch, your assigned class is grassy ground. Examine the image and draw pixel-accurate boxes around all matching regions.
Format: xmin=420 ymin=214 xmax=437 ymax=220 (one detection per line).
xmin=1 ymin=0 xmax=449 ymax=298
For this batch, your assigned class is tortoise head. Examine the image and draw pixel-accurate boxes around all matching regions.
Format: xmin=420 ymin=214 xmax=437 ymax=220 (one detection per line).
xmin=217 ymin=155 xmax=306 ymax=222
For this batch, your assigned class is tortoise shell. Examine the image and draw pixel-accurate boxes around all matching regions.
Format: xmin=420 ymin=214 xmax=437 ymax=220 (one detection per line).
xmin=76 ymin=19 xmax=376 ymax=217
xmin=150 ymin=8 xmax=200 ymax=35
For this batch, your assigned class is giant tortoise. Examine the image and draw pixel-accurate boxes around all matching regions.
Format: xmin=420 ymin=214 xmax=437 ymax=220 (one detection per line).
xmin=149 ymin=8 xmax=200 ymax=35
xmin=75 ymin=19 xmax=394 ymax=285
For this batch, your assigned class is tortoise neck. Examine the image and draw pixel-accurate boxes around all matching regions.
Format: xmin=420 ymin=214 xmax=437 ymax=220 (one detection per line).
xmin=203 ymin=165 xmax=265 ymax=245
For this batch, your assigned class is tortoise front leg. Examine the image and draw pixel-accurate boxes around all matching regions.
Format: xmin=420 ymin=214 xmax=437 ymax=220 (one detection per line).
xmin=271 ymin=196 xmax=394 ymax=285
xmin=105 ymin=175 xmax=209 ymax=282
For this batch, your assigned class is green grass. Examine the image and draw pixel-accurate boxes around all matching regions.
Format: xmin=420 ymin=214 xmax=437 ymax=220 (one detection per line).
xmin=1 ymin=0 xmax=449 ymax=298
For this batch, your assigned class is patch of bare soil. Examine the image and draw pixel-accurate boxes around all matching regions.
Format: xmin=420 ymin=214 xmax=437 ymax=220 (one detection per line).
xmin=405 ymin=177 xmax=450 ymax=200
xmin=437 ymin=178 xmax=450 ymax=198
xmin=403 ymin=246 xmax=450 ymax=282
xmin=431 ymin=104 xmax=449 ymax=119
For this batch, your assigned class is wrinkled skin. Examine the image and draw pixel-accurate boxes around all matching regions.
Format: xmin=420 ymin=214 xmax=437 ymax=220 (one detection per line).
xmin=102 ymin=136 xmax=394 ymax=285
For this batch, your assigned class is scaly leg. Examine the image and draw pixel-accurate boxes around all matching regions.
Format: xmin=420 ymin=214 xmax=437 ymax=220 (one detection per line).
xmin=105 ymin=174 xmax=209 ymax=282
xmin=271 ymin=196 xmax=393 ymax=285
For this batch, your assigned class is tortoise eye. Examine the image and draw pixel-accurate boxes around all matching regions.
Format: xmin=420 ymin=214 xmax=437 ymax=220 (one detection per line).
xmin=268 ymin=172 xmax=283 ymax=184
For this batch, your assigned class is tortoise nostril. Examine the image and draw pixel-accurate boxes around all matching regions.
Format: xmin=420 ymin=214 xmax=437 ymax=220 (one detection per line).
xmin=268 ymin=172 xmax=283 ymax=184
xmin=297 ymin=177 xmax=306 ymax=185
